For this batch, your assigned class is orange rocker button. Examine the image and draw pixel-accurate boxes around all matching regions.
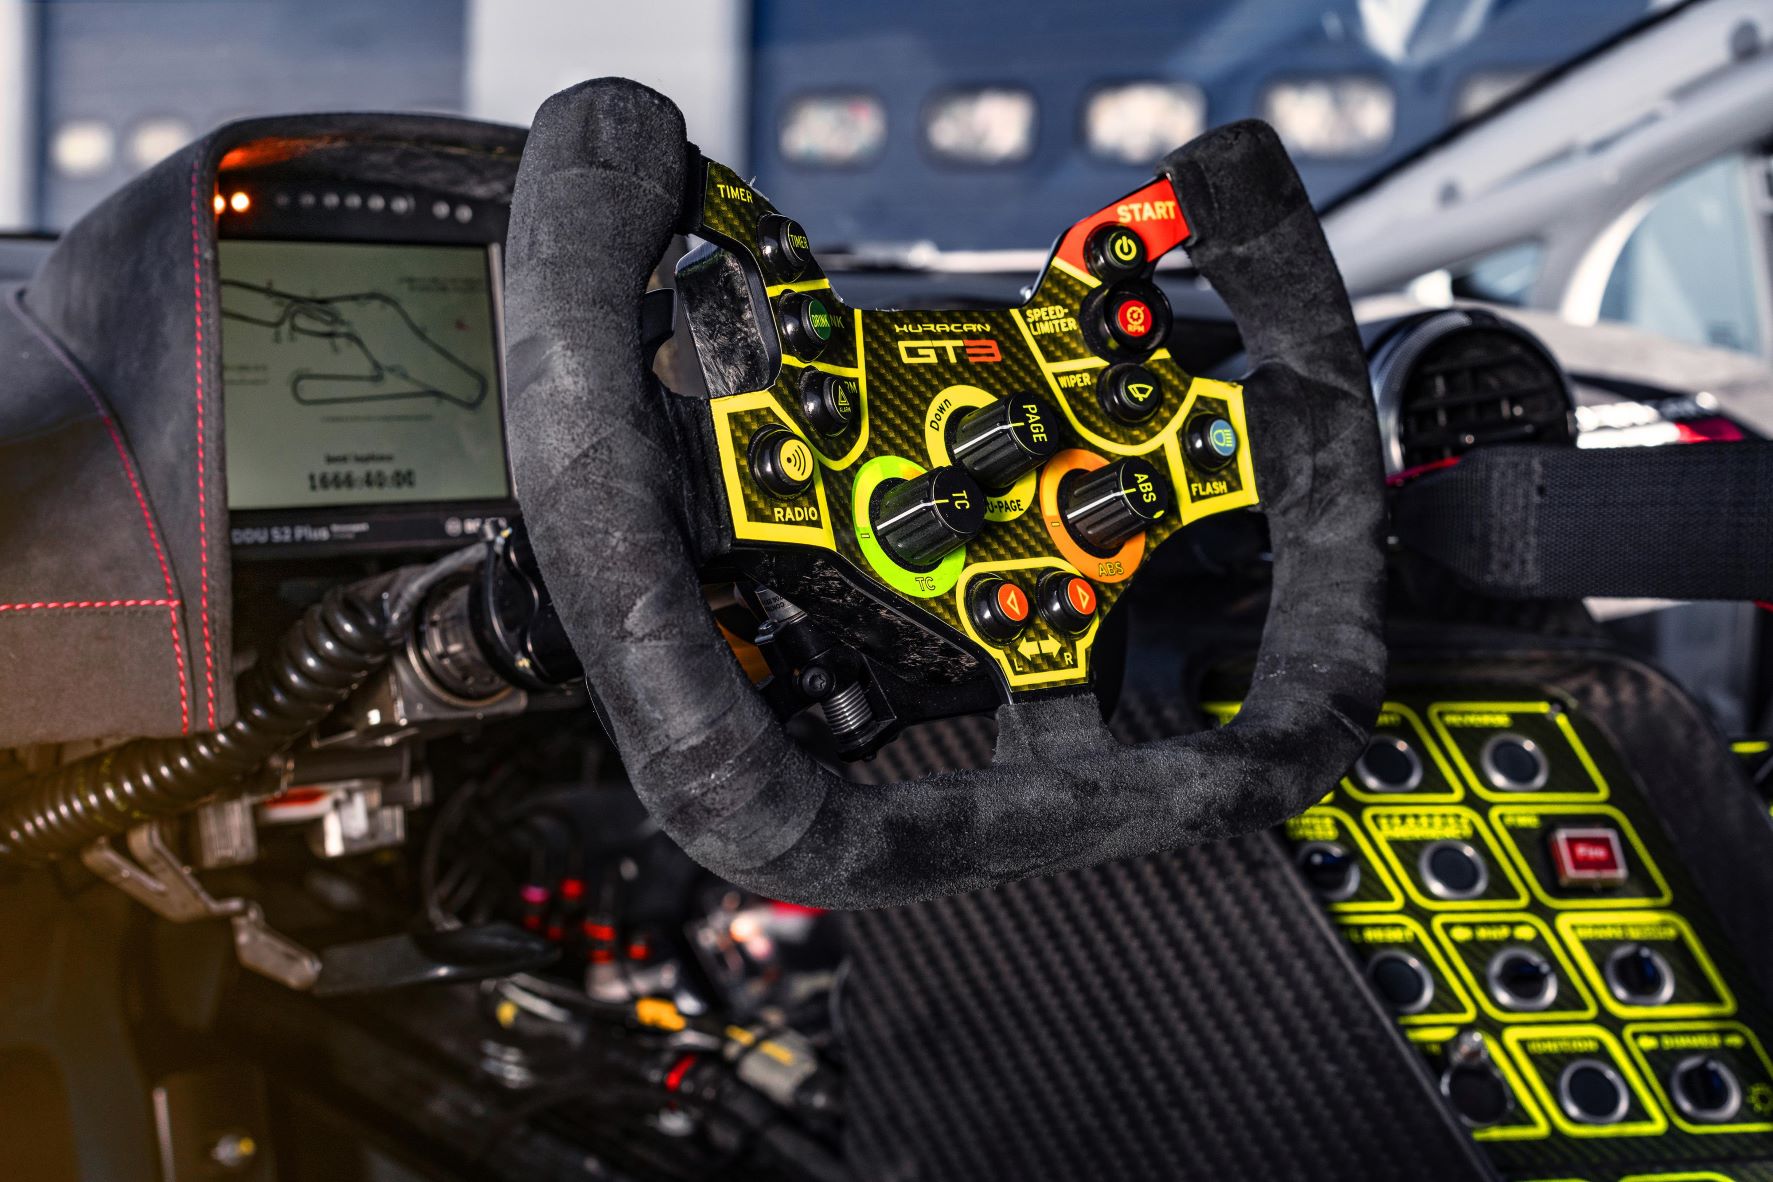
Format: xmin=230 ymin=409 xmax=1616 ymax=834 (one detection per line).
xmin=968 ymin=577 xmax=1032 ymax=644
xmin=1038 ymin=572 xmax=1097 ymax=636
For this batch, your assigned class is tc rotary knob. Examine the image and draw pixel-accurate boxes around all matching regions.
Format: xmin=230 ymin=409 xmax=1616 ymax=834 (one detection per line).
xmin=1060 ymin=458 xmax=1174 ymax=552
xmin=871 ymin=465 xmax=987 ymax=568
xmin=950 ymin=393 xmax=1063 ymax=489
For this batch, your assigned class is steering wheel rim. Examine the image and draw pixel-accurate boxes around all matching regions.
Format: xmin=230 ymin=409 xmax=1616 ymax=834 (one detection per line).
xmin=503 ymin=78 xmax=1386 ymax=908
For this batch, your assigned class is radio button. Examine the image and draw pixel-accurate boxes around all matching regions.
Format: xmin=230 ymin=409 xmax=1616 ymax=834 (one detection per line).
xmin=748 ymin=426 xmax=817 ymax=499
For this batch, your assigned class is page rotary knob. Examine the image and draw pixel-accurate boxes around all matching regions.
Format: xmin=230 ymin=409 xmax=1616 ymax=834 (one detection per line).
xmin=1060 ymin=458 xmax=1174 ymax=552
xmin=950 ymin=392 xmax=1062 ymax=489
xmin=871 ymin=466 xmax=987 ymax=568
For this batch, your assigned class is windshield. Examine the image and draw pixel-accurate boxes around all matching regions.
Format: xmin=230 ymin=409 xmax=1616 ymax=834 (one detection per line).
xmin=4 ymin=0 xmax=1663 ymax=246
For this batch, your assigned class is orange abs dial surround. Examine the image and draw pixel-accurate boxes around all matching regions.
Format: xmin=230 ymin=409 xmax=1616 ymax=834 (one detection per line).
xmin=1038 ymin=448 xmax=1147 ymax=585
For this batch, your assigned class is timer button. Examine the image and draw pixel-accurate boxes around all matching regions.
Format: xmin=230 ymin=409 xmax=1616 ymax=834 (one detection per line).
xmin=799 ymin=370 xmax=858 ymax=437
xmin=871 ymin=466 xmax=986 ymax=569
xmin=1059 ymin=458 xmax=1173 ymax=553
xmin=1036 ymin=571 xmax=1097 ymax=636
xmin=759 ymin=213 xmax=813 ymax=281
xmin=950 ymin=393 xmax=1063 ymax=489
xmin=748 ymin=425 xmax=816 ymax=499
xmin=1084 ymin=223 xmax=1147 ymax=282
xmin=1093 ymin=281 xmax=1171 ymax=357
xmin=968 ymin=576 xmax=1032 ymax=643
xmin=777 ymin=291 xmax=836 ymax=360
xmin=1097 ymin=363 xmax=1164 ymax=424
xmin=1185 ymin=413 xmax=1240 ymax=471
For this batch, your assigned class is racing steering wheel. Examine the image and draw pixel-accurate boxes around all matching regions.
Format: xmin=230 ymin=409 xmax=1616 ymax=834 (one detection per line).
xmin=503 ymin=79 xmax=1386 ymax=909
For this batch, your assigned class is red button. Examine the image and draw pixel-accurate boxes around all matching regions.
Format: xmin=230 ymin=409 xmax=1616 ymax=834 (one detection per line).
xmin=1066 ymin=577 xmax=1097 ymax=616
xmin=995 ymin=581 xmax=1030 ymax=624
xmin=1115 ymin=298 xmax=1154 ymax=338
xmin=1549 ymin=827 xmax=1628 ymax=887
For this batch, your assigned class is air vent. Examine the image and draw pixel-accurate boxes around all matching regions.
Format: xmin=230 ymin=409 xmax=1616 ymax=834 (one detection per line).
xmin=1370 ymin=309 xmax=1575 ymax=476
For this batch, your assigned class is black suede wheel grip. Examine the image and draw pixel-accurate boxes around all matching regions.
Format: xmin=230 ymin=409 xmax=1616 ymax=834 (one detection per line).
xmin=504 ymin=79 xmax=1387 ymax=909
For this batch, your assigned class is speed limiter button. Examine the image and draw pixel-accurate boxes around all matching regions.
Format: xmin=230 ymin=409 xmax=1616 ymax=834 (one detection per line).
xmin=1037 ymin=571 xmax=1097 ymax=635
xmin=1095 ymin=281 xmax=1171 ymax=355
xmin=748 ymin=425 xmax=817 ymax=499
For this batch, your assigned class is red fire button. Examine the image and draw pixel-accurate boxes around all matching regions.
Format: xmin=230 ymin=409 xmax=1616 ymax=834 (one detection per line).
xmin=1549 ymin=827 xmax=1628 ymax=887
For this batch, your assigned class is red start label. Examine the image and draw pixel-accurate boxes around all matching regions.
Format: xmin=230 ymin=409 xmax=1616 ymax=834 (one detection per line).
xmin=1550 ymin=827 xmax=1628 ymax=887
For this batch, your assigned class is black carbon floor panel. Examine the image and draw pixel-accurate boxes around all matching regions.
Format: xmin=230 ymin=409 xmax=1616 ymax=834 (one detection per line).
xmin=840 ymin=698 xmax=1491 ymax=1182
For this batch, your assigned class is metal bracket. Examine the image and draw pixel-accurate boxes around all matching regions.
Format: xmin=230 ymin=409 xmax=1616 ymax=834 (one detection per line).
xmin=82 ymin=821 xmax=321 ymax=991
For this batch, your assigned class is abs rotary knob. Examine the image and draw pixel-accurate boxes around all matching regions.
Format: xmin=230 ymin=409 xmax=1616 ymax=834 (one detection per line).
xmin=1059 ymin=458 xmax=1174 ymax=552
xmin=871 ymin=466 xmax=987 ymax=569
xmin=950 ymin=393 xmax=1062 ymax=489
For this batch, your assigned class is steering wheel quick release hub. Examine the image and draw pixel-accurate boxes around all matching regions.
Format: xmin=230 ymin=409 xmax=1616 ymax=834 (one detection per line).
xmin=506 ymin=79 xmax=1385 ymax=907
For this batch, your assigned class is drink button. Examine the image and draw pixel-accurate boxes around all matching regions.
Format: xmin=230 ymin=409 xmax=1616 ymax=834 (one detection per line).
xmin=778 ymin=291 xmax=836 ymax=360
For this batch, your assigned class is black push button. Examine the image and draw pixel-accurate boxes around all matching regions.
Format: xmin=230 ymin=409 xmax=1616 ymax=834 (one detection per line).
xmin=1084 ymin=223 xmax=1147 ymax=282
xmin=1672 ymin=1055 xmax=1742 ymax=1123
xmin=1093 ymin=280 xmax=1171 ymax=357
xmin=1036 ymin=571 xmax=1097 ymax=636
xmin=759 ymin=213 xmax=813 ymax=281
xmin=1480 ymin=733 xmax=1548 ymax=792
xmin=871 ymin=466 xmax=985 ymax=569
xmin=799 ymin=370 xmax=858 ymax=437
xmin=1442 ymin=1063 xmax=1513 ymax=1128
xmin=748 ymin=426 xmax=817 ymax=499
xmin=1060 ymin=459 xmax=1173 ymax=553
xmin=950 ymin=393 xmax=1062 ymax=489
xmin=1184 ymin=412 xmax=1240 ymax=471
xmin=1605 ymin=943 xmax=1675 ymax=1007
xmin=1097 ymin=363 xmax=1164 ymax=424
xmin=1354 ymin=735 xmax=1424 ymax=793
xmin=1558 ymin=1060 xmax=1630 ymax=1125
xmin=968 ymin=576 xmax=1032 ymax=643
xmin=777 ymin=291 xmax=836 ymax=360
xmin=1367 ymin=950 xmax=1435 ymax=1015
xmin=1419 ymin=840 xmax=1489 ymax=900
xmin=1487 ymin=947 xmax=1558 ymax=1011
xmin=1296 ymin=841 xmax=1360 ymax=902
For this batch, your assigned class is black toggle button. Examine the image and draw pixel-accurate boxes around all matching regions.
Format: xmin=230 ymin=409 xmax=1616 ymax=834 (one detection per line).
xmin=871 ymin=466 xmax=986 ymax=569
xmin=777 ymin=291 xmax=836 ymax=360
xmin=1480 ymin=733 xmax=1549 ymax=792
xmin=748 ymin=426 xmax=817 ymax=499
xmin=1184 ymin=412 xmax=1240 ymax=472
xmin=1558 ymin=1060 xmax=1630 ymax=1125
xmin=1092 ymin=280 xmax=1171 ymax=358
xmin=967 ymin=576 xmax=1032 ymax=643
xmin=1486 ymin=947 xmax=1558 ymax=1011
xmin=1097 ymin=363 xmax=1164 ymax=425
xmin=1084 ymin=223 xmax=1147 ymax=282
xmin=1442 ymin=1062 xmax=1513 ymax=1128
xmin=1604 ymin=943 xmax=1675 ymax=1007
xmin=1036 ymin=570 xmax=1097 ymax=636
xmin=1354 ymin=735 xmax=1425 ymax=793
xmin=1672 ymin=1055 xmax=1743 ymax=1123
xmin=1059 ymin=459 xmax=1173 ymax=553
xmin=1296 ymin=841 xmax=1360 ymax=902
xmin=950 ymin=393 xmax=1062 ymax=489
xmin=799 ymin=370 xmax=858 ymax=437
xmin=759 ymin=213 xmax=814 ymax=281
xmin=1419 ymin=840 xmax=1489 ymax=900
xmin=1367 ymin=950 xmax=1435 ymax=1015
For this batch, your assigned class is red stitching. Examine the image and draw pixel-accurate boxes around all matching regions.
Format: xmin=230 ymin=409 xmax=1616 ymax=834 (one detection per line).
xmin=189 ymin=159 xmax=216 ymax=729
xmin=8 ymin=292 xmax=192 ymax=733
xmin=0 ymin=600 xmax=180 ymax=612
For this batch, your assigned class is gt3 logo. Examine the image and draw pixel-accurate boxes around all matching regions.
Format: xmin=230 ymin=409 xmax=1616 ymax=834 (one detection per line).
xmin=897 ymin=338 xmax=1002 ymax=365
